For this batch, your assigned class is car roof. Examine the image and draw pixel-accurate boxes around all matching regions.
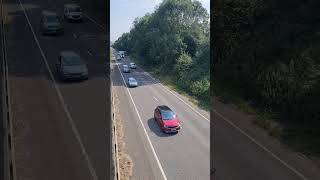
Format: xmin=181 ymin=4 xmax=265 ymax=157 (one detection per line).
xmin=123 ymin=64 xmax=128 ymax=67
xmin=128 ymin=77 xmax=136 ymax=80
xmin=60 ymin=51 xmax=80 ymax=58
xmin=64 ymin=4 xmax=80 ymax=8
xmin=158 ymin=105 xmax=172 ymax=111
xmin=130 ymin=62 xmax=135 ymax=64
xmin=42 ymin=11 xmax=58 ymax=16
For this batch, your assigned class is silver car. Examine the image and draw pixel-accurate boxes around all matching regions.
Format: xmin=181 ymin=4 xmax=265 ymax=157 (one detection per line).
xmin=40 ymin=11 xmax=64 ymax=35
xmin=64 ymin=4 xmax=83 ymax=22
xmin=122 ymin=65 xmax=130 ymax=73
xmin=130 ymin=62 xmax=136 ymax=69
xmin=128 ymin=77 xmax=138 ymax=87
xmin=57 ymin=51 xmax=88 ymax=81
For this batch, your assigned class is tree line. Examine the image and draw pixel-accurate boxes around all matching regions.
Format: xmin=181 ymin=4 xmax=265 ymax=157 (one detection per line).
xmin=213 ymin=0 xmax=320 ymax=152
xmin=113 ymin=0 xmax=210 ymax=105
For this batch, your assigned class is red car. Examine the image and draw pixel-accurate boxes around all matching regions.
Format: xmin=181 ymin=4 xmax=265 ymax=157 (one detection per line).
xmin=154 ymin=105 xmax=181 ymax=133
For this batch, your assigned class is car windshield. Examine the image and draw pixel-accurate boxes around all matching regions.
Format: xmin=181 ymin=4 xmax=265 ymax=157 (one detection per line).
xmin=45 ymin=15 xmax=60 ymax=23
xmin=63 ymin=57 xmax=83 ymax=66
xmin=69 ymin=7 xmax=81 ymax=12
xmin=129 ymin=78 xmax=136 ymax=82
xmin=161 ymin=111 xmax=176 ymax=120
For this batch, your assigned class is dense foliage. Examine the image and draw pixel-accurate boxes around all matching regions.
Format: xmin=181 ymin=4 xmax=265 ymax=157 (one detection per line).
xmin=213 ymin=0 xmax=320 ymax=151
xmin=113 ymin=0 xmax=210 ymax=103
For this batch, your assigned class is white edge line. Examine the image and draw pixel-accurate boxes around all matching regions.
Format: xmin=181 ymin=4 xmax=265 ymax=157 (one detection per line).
xmin=2 ymin=14 xmax=17 ymax=180
xmin=213 ymin=109 xmax=309 ymax=180
xmin=114 ymin=61 xmax=168 ymax=180
xmin=18 ymin=2 xmax=98 ymax=179
xmin=84 ymin=14 xmax=106 ymax=31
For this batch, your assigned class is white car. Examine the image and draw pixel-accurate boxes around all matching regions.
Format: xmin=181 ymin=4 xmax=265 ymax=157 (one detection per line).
xmin=130 ymin=62 xmax=136 ymax=69
xmin=128 ymin=77 xmax=138 ymax=87
xmin=64 ymin=4 xmax=83 ymax=22
xmin=122 ymin=65 xmax=130 ymax=73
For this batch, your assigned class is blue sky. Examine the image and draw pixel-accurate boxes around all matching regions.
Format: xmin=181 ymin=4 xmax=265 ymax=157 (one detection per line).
xmin=110 ymin=0 xmax=210 ymax=42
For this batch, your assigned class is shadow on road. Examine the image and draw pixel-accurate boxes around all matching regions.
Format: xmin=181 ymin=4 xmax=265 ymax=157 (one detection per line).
xmin=111 ymin=59 xmax=161 ymax=88
xmin=147 ymin=118 xmax=178 ymax=137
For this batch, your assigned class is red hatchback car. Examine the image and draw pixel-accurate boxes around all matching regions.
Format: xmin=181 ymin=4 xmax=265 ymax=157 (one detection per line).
xmin=154 ymin=105 xmax=181 ymax=133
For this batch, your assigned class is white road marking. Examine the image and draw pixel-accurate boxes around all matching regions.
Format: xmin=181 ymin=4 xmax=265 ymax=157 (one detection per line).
xmin=18 ymin=1 xmax=98 ymax=179
xmin=153 ymin=96 xmax=159 ymax=101
xmin=213 ymin=109 xmax=309 ymax=180
xmin=114 ymin=62 xmax=168 ymax=180
xmin=73 ymin=33 xmax=77 ymax=39
xmin=87 ymin=50 xmax=93 ymax=56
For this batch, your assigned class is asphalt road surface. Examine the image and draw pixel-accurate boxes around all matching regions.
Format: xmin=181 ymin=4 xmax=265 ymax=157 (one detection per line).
xmin=3 ymin=0 xmax=110 ymax=179
xmin=112 ymin=49 xmax=320 ymax=180
xmin=111 ymin=50 xmax=210 ymax=180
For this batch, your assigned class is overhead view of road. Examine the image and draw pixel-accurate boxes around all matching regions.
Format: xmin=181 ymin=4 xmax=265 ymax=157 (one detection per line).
xmin=112 ymin=47 xmax=320 ymax=180
xmin=2 ymin=0 xmax=109 ymax=179
xmin=111 ymin=49 xmax=210 ymax=180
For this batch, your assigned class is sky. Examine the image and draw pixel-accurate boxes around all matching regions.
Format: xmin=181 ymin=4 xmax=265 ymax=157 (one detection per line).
xmin=110 ymin=0 xmax=210 ymax=42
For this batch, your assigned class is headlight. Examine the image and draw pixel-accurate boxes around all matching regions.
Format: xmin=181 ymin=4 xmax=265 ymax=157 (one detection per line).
xmin=163 ymin=125 xmax=169 ymax=128
xmin=82 ymin=71 xmax=88 ymax=75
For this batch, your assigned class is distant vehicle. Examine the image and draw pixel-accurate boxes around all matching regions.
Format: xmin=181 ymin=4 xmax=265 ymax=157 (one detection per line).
xmin=63 ymin=4 xmax=83 ymax=22
xmin=122 ymin=65 xmax=130 ymax=73
xmin=57 ymin=51 xmax=88 ymax=80
xmin=154 ymin=105 xmax=181 ymax=133
xmin=116 ymin=56 xmax=121 ymax=61
xmin=40 ymin=11 xmax=64 ymax=35
xmin=118 ymin=51 xmax=126 ymax=58
xmin=129 ymin=62 xmax=136 ymax=69
xmin=128 ymin=77 xmax=138 ymax=87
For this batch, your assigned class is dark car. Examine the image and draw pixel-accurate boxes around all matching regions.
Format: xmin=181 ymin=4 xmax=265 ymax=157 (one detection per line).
xmin=64 ymin=4 xmax=83 ymax=22
xmin=56 ymin=51 xmax=88 ymax=81
xmin=154 ymin=105 xmax=181 ymax=133
xmin=40 ymin=11 xmax=64 ymax=35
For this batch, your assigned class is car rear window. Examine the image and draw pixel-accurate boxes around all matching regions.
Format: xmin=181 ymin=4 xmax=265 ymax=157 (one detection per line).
xmin=69 ymin=7 xmax=81 ymax=12
xmin=63 ymin=57 xmax=83 ymax=65
xmin=45 ymin=15 xmax=60 ymax=23
xmin=161 ymin=111 xmax=176 ymax=120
